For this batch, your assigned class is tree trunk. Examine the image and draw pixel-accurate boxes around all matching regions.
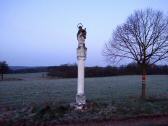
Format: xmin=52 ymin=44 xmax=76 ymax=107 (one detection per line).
xmin=141 ymin=65 xmax=147 ymax=99
xmin=1 ymin=73 xmax=3 ymax=80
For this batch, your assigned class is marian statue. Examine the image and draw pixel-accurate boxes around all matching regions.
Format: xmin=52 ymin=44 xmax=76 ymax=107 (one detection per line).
xmin=77 ymin=23 xmax=87 ymax=47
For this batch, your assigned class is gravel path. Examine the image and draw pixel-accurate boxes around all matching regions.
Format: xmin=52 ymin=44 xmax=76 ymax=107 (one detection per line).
xmin=0 ymin=115 xmax=168 ymax=126
xmin=65 ymin=115 xmax=168 ymax=126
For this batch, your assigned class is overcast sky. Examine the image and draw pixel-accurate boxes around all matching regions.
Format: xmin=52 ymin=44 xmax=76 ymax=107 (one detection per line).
xmin=1 ymin=0 xmax=168 ymax=66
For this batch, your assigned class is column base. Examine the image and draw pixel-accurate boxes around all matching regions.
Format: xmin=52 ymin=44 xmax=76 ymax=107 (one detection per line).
xmin=76 ymin=94 xmax=86 ymax=105
xmin=70 ymin=94 xmax=86 ymax=110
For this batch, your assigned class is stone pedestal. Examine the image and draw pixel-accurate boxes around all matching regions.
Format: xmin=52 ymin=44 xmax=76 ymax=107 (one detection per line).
xmin=76 ymin=94 xmax=86 ymax=105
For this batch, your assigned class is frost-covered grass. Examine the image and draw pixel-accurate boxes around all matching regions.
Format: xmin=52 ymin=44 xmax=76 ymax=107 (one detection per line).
xmin=0 ymin=75 xmax=168 ymax=107
xmin=3 ymin=72 xmax=47 ymax=80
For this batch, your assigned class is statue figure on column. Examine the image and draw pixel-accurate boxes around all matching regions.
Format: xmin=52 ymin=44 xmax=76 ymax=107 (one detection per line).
xmin=77 ymin=23 xmax=87 ymax=48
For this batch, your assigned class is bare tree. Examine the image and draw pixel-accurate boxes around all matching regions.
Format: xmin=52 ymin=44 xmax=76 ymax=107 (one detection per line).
xmin=104 ymin=9 xmax=168 ymax=99
xmin=0 ymin=61 xmax=9 ymax=80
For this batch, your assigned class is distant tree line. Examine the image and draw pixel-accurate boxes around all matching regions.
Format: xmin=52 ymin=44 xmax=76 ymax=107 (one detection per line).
xmin=11 ymin=67 xmax=48 ymax=73
xmin=47 ymin=63 xmax=168 ymax=78
xmin=2 ymin=62 xmax=168 ymax=79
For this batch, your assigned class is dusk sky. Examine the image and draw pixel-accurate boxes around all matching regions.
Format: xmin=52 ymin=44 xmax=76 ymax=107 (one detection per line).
xmin=1 ymin=0 xmax=168 ymax=66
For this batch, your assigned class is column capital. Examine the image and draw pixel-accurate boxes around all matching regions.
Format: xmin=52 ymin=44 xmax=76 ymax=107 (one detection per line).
xmin=77 ymin=46 xmax=87 ymax=59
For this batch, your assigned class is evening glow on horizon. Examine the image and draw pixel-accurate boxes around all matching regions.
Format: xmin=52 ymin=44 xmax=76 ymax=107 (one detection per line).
xmin=1 ymin=0 xmax=168 ymax=66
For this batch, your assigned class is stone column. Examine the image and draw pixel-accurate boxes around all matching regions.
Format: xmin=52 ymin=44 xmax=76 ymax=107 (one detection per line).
xmin=74 ymin=23 xmax=87 ymax=109
xmin=76 ymin=43 xmax=87 ymax=106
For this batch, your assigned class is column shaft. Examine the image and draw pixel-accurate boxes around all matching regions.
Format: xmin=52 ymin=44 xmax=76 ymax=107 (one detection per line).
xmin=77 ymin=58 xmax=85 ymax=95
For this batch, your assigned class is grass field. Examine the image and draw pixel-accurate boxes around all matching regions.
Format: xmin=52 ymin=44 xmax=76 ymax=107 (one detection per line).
xmin=0 ymin=74 xmax=168 ymax=107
